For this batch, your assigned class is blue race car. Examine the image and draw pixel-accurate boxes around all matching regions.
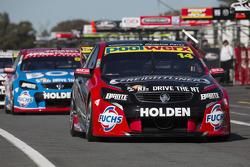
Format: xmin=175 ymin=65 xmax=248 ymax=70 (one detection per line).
xmin=4 ymin=48 xmax=82 ymax=114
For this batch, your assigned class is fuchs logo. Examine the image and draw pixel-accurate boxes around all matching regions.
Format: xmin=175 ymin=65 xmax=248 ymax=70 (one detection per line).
xmin=206 ymin=104 xmax=224 ymax=130
xmin=98 ymin=106 xmax=123 ymax=132
xmin=17 ymin=91 xmax=33 ymax=107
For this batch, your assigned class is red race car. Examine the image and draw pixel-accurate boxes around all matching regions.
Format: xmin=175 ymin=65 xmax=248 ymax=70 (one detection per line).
xmin=70 ymin=40 xmax=231 ymax=141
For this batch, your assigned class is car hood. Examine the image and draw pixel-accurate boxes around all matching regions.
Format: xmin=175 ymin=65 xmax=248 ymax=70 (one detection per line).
xmin=18 ymin=70 xmax=75 ymax=84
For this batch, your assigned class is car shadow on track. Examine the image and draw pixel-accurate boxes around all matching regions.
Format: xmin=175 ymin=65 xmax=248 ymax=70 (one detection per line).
xmin=8 ymin=112 xmax=69 ymax=116
xmin=95 ymin=133 xmax=247 ymax=143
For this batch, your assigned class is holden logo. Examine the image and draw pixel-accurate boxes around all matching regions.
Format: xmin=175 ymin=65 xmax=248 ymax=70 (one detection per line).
xmin=56 ymin=83 xmax=64 ymax=89
xmin=160 ymin=93 xmax=170 ymax=103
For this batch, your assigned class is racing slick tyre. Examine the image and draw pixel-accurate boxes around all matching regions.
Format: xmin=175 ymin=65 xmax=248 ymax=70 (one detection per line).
xmin=70 ymin=112 xmax=78 ymax=137
xmin=70 ymin=100 xmax=82 ymax=137
xmin=4 ymin=97 xmax=10 ymax=114
xmin=85 ymin=100 xmax=97 ymax=142
xmin=4 ymin=98 xmax=14 ymax=114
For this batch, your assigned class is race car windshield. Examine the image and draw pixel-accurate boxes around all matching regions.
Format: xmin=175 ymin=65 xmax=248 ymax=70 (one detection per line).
xmin=0 ymin=58 xmax=13 ymax=70
xmin=21 ymin=57 xmax=81 ymax=71
xmin=102 ymin=52 xmax=205 ymax=77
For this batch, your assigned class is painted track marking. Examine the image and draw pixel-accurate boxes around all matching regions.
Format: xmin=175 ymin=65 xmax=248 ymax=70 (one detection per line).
xmin=231 ymin=120 xmax=250 ymax=127
xmin=231 ymin=111 xmax=250 ymax=117
xmin=231 ymin=104 xmax=250 ymax=109
xmin=0 ymin=128 xmax=56 ymax=167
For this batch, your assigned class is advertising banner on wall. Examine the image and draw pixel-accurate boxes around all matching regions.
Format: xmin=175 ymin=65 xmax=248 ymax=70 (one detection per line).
xmin=121 ymin=17 xmax=140 ymax=28
xmin=212 ymin=8 xmax=234 ymax=20
xmin=95 ymin=20 xmax=120 ymax=30
xmin=140 ymin=16 xmax=172 ymax=27
xmin=230 ymin=0 xmax=250 ymax=20
xmin=181 ymin=8 xmax=213 ymax=20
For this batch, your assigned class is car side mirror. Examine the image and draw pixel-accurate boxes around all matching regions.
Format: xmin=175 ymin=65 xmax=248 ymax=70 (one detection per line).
xmin=74 ymin=68 xmax=92 ymax=78
xmin=4 ymin=68 xmax=15 ymax=74
xmin=210 ymin=68 xmax=225 ymax=78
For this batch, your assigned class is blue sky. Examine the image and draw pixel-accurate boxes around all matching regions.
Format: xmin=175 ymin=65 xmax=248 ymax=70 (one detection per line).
xmin=0 ymin=0 xmax=220 ymax=31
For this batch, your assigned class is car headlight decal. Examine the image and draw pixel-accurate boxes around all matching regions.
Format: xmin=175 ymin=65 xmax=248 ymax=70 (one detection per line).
xmin=101 ymin=88 xmax=130 ymax=103
xmin=20 ymin=81 xmax=37 ymax=90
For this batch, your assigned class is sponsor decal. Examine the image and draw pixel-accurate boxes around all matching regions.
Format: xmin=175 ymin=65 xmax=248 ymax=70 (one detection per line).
xmin=36 ymin=78 xmax=73 ymax=83
xmin=110 ymin=76 xmax=210 ymax=85
xmin=105 ymin=46 xmax=193 ymax=55
xmin=98 ymin=106 xmax=123 ymax=132
xmin=36 ymin=78 xmax=51 ymax=83
xmin=17 ymin=91 xmax=33 ymax=107
xmin=43 ymin=92 xmax=71 ymax=99
xmin=26 ymin=71 xmax=73 ymax=79
xmin=105 ymin=93 xmax=128 ymax=101
xmin=21 ymin=82 xmax=36 ymax=89
xmin=201 ymin=93 xmax=220 ymax=100
xmin=127 ymin=85 xmax=149 ymax=92
xmin=152 ymin=86 xmax=199 ymax=93
xmin=80 ymin=46 xmax=93 ymax=54
xmin=206 ymin=104 xmax=224 ymax=130
xmin=181 ymin=8 xmax=213 ymax=20
xmin=94 ymin=99 xmax=100 ymax=106
xmin=140 ymin=107 xmax=191 ymax=117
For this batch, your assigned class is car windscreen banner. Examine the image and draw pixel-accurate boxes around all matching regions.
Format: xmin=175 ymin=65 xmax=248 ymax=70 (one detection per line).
xmin=104 ymin=46 xmax=193 ymax=55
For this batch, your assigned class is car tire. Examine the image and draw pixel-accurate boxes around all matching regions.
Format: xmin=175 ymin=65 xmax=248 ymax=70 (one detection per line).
xmin=70 ymin=100 xmax=81 ymax=137
xmin=10 ymin=99 xmax=17 ymax=115
xmin=85 ymin=100 xmax=97 ymax=142
xmin=4 ymin=96 xmax=10 ymax=114
xmin=70 ymin=113 xmax=78 ymax=137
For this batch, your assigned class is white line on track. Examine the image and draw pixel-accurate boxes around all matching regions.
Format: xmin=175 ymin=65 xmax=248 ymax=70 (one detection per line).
xmin=231 ymin=111 xmax=250 ymax=116
xmin=231 ymin=104 xmax=250 ymax=109
xmin=0 ymin=128 xmax=56 ymax=167
xmin=231 ymin=120 xmax=250 ymax=127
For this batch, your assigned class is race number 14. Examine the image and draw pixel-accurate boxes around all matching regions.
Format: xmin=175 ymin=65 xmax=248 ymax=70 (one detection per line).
xmin=177 ymin=53 xmax=193 ymax=59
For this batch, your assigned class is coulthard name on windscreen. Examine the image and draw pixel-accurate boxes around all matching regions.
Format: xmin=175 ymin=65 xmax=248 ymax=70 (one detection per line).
xmin=101 ymin=52 xmax=205 ymax=77
xmin=21 ymin=57 xmax=81 ymax=71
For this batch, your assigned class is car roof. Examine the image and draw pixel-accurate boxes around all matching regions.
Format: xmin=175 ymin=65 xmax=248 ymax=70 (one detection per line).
xmin=20 ymin=48 xmax=80 ymax=60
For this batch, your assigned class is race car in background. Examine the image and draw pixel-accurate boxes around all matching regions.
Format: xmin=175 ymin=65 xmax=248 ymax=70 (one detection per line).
xmin=4 ymin=48 xmax=82 ymax=114
xmin=70 ymin=40 xmax=231 ymax=141
xmin=0 ymin=51 xmax=15 ymax=106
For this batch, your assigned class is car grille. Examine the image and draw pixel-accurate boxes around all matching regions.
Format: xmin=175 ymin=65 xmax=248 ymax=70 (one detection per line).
xmin=135 ymin=91 xmax=193 ymax=104
xmin=45 ymin=99 xmax=71 ymax=107
xmin=42 ymin=82 xmax=73 ymax=90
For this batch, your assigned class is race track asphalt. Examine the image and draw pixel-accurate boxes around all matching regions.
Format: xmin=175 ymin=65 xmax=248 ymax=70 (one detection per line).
xmin=0 ymin=86 xmax=250 ymax=167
